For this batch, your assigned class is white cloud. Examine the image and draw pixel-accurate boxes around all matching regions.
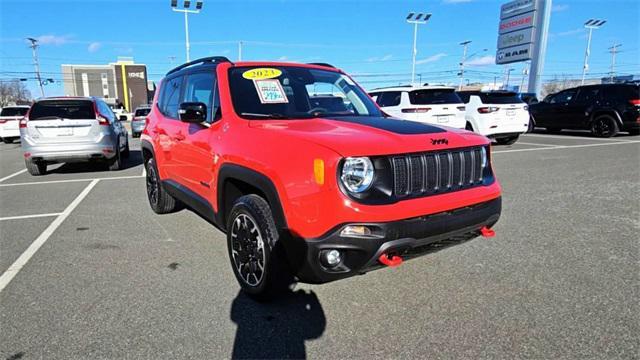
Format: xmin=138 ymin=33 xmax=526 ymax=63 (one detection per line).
xmin=87 ymin=42 xmax=101 ymax=53
xmin=442 ymin=0 xmax=473 ymax=4
xmin=278 ymin=56 xmax=288 ymax=61
xmin=555 ymin=28 xmax=584 ymax=37
xmin=366 ymin=54 xmax=393 ymax=62
xmin=35 ymin=34 xmax=71 ymax=46
xmin=466 ymin=55 xmax=496 ymax=66
xmin=552 ymin=4 xmax=569 ymax=12
xmin=415 ymin=53 xmax=447 ymax=65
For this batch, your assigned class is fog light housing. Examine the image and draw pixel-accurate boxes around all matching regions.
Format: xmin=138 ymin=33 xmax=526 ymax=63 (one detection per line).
xmin=320 ymin=249 xmax=342 ymax=268
xmin=340 ymin=225 xmax=372 ymax=238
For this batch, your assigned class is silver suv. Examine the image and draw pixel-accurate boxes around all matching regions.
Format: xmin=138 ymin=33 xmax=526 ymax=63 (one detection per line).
xmin=20 ymin=97 xmax=129 ymax=176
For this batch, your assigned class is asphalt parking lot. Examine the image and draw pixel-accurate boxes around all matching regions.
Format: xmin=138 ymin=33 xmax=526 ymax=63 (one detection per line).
xmin=1 ymin=131 xmax=639 ymax=359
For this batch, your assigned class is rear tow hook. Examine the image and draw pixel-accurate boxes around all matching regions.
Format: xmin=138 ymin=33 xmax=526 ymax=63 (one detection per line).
xmin=480 ymin=226 xmax=496 ymax=238
xmin=378 ymin=253 xmax=403 ymax=267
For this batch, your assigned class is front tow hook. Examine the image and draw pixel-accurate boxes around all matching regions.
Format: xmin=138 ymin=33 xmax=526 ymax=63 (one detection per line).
xmin=378 ymin=253 xmax=403 ymax=267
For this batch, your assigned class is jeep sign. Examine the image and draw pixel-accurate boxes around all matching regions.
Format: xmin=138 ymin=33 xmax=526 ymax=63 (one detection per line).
xmin=496 ymin=43 xmax=534 ymax=65
xmin=497 ymin=27 xmax=535 ymax=49
xmin=498 ymin=11 xmax=536 ymax=35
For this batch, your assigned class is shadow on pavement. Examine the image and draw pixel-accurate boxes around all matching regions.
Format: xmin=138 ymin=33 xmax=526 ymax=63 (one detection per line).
xmin=230 ymin=289 xmax=326 ymax=359
xmin=49 ymin=150 xmax=143 ymax=174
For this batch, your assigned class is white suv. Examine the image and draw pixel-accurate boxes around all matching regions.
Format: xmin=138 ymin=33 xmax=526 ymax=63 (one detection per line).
xmin=457 ymin=91 xmax=529 ymax=145
xmin=0 ymin=105 xmax=30 ymax=144
xmin=369 ymin=85 xmax=466 ymax=128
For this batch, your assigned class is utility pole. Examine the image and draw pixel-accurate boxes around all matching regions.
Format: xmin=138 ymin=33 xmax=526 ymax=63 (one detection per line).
xmin=505 ymin=68 xmax=514 ymax=89
xmin=608 ymin=43 xmax=621 ymax=83
xmin=26 ymin=37 xmax=44 ymax=97
xmin=581 ymin=19 xmax=606 ymax=85
xmin=238 ymin=41 xmax=243 ymax=61
xmin=519 ymin=64 xmax=529 ymax=92
xmin=406 ymin=12 xmax=431 ymax=86
xmin=171 ymin=0 xmax=204 ymax=63
xmin=458 ymin=40 xmax=471 ymax=90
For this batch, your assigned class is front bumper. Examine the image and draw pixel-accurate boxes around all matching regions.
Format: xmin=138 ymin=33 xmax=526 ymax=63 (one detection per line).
xmin=285 ymin=196 xmax=501 ymax=284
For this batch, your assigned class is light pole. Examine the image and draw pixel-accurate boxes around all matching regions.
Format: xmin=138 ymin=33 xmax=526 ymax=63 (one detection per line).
xmin=406 ymin=12 xmax=431 ymax=86
xmin=505 ymin=68 xmax=514 ymax=89
xmin=171 ymin=0 xmax=204 ymax=63
xmin=581 ymin=19 xmax=606 ymax=85
xmin=26 ymin=37 xmax=44 ymax=97
xmin=458 ymin=40 xmax=471 ymax=90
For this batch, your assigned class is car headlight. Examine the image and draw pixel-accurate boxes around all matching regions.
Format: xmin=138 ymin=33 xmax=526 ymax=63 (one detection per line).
xmin=341 ymin=157 xmax=374 ymax=193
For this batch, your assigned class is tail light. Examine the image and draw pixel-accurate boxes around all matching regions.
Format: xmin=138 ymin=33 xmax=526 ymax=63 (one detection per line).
xmin=19 ymin=118 xmax=28 ymax=128
xmin=478 ymin=107 xmax=499 ymax=114
xmin=0 ymin=119 xmax=7 ymax=124
xmin=401 ymin=108 xmax=431 ymax=113
xmin=457 ymin=106 xmax=466 ymax=111
xmin=97 ymin=114 xmax=110 ymax=126
xmin=629 ymin=99 xmax=640 ymax=106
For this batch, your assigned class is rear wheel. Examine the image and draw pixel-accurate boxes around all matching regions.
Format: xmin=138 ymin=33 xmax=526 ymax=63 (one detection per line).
xmin=591 ymin=114 xmax=619 ymax=138
xmin=145 ymin=157 xmax=179 ymax=214
xmin=495 ymin=135 xmax=520 ymax=145
xmin=108 ymin=143 xmax=122 ymax=171
xmin=25 ymin=158 xmax=46 ymax=176
xmin=227 ymin=194 xmax=292 ymax=301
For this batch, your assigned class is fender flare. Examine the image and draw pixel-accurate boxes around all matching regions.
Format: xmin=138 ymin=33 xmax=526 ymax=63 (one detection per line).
xmin=217 ymin=163 xmax=288 ymax=232
xmin=589 ymin=109 xmax=623 ymax=128
xmin=140 ymin=139 xmax=155 ymax=163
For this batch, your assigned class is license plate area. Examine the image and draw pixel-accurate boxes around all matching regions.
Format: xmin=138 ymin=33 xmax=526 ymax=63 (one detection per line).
xmin=57 ymin=127 xmax=74 ymax=136
xmin=506 ymin=110 xmax=516 ymax=117
xmin=436 ymin=115 xmax=450 ymax=123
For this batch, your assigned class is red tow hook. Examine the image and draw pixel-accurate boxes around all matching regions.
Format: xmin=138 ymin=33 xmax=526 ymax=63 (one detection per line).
xmin=480 ymin=226 xmax=496 ymax=238
xmin=378 ymin=253 xmax=403 ymax=267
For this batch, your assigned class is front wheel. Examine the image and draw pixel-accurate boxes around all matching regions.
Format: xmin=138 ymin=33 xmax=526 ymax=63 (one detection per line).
xmin=25 ymin=158 xmax=46 ymax=176
xmin=495 ymin=135 xmax=520 ymax=145
xmin=145 ymin=157 xmax=179 ymax=214
xmin=591 ymin=115 xmax=619 ymax=138
xmin=227 ymin=194 xmax=292 ymax=301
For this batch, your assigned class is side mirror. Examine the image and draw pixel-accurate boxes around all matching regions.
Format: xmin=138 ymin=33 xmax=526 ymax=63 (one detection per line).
xmin=118 ymin=115 xmax=128 ymax=122
xmin=179 ymin=102 xmax=207 ymax=123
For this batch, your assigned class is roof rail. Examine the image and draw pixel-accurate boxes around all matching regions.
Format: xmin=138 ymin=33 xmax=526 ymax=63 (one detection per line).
xmin=307 ymin=62 xmax=335 ymax=68
xmin=166 ymin=56 xmax=232 ymax=76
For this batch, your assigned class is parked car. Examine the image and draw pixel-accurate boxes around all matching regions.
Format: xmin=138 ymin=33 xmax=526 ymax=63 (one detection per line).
xmin=0 ymin=105 xmax=30 ymax=144
xmin=20 ymin=96 xmax=129 ymax=175
xmin=457 ymin=90 xmax=530 ymax=145
xmin=529 ymin=83 xmax=640 ymax=137
xmin=368 ymin=85 xmax=466 ymax=129
xmin=131 ymin=105 xmax=151 ymax=137
xmin=517 ymin=92 xmax=539 ymax=105
xmin=142 ymin=57 xmax=502 ymax=300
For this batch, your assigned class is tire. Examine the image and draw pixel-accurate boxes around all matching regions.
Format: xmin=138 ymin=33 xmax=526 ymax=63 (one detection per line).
xmin=227 ymin=194 xmax=292 ymax=301
xmin=527 ymin=116 xmax=535 ymax=133
xmin=122 ymin=138 xmax=130 ymax=158
xmin=108 ymin=143 xmax=122 ymax=171
xmin=591 ymin=114 xmax=619 ymax=138
xmin=25 ymin=158 xmax=46 ymax=176
xmin=495 ymin=135 xmax=520 ymax=145
xmin=145 ymin=157 xmax=179 ymax=214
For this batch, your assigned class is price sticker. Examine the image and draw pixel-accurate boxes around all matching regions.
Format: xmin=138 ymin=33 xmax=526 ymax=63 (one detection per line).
xmin=254 ymin=79 xmax=289 ymax=104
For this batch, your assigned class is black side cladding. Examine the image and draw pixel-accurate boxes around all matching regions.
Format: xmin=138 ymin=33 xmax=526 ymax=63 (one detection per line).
xmin=325 ymin=116 xmax=446 ymax=135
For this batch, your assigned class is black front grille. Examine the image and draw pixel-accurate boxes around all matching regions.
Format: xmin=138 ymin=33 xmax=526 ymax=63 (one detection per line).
xmin=391 ymin=147 xmax=486 ymax=198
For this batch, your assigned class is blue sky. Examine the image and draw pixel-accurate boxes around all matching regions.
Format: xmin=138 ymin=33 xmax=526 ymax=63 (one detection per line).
xmin=1 ymin=0 xmax=638 ymax=96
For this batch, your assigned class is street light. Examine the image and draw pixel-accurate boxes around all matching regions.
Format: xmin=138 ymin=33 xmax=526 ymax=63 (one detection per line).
xmin=171 ymin=0 xmax=204 ymax=63
xmin=406 ymin=12 xmax=432 ymax=86
xmin=458 ymin=40 xmax=471 ymax=90
xmin=504 ymin=68 xmax=515 ymax=89
xmin=581 ymin=18 xmax=606 ymax=85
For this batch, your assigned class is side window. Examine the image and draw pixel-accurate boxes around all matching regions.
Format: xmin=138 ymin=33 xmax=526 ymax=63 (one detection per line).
xmin=369 ymin=93 xmax=379 ymax=102
xmin=160 ymin=76 xmax=183 ymax=119
xmin=575 ymin=87 xmax=600 ymax=103
xmin=377 ymin=91 xmax=402 ymax=107
xmin=457 ymin=92 xmax=471 ymax=103
xmin=550 ymin=89 xmax=577 ymax=104
xmin=183 ymin=71 xmax=219 ymax=122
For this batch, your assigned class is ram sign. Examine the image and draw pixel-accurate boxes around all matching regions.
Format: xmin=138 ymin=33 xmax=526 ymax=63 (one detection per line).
xmin=496 ymin=0 xmax=538 ymax=65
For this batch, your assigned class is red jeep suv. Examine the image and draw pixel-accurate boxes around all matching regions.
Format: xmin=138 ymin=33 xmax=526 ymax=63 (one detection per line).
xmin=142 ymin=57 xmax=502 ymax=299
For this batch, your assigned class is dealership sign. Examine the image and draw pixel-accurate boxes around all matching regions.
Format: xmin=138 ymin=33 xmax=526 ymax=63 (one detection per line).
xmin=496 ymin=0 xmax=538 ymax=65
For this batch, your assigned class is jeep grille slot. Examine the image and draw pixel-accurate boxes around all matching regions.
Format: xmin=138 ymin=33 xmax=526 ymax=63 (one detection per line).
xmin=391 ymin=147 xmax=485 ymax=198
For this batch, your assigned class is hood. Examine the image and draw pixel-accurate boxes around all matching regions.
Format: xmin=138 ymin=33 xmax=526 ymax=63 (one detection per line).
xmin=248 ymin=115 xmax=489 ymax=157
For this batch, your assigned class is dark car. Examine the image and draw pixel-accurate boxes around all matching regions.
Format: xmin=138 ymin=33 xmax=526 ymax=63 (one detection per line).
xmin=529 ymin=84 xmax=640 ymax=137
xmin=517 ymin=92 xmax=539 ymax=105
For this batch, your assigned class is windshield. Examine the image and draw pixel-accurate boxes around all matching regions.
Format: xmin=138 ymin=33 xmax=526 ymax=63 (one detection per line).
xmin=135 ymin=108 xmax=151 ymax=117
xmin=1 ymin=107 xmax=29 ymax=117
xmin=29 ymin=100 xmax=95 ymax=120
xmin=409 ymin=89 xmax=462 ymax=105
xmin=228 ymin=66 xmax=381 ymax=119
xmin=479 ymin=92 xmax=524 ymax=104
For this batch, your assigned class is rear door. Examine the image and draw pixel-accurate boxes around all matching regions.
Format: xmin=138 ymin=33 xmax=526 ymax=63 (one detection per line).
xmin=569 ymin=86 xmax=600 ymax=128
xmin=407 ymin=89 xmax=465 ymax=126
xmin=25 ymin=99 xmax=103 ymax=144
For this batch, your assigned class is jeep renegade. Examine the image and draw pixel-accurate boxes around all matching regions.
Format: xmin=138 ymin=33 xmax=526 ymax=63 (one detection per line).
xmin=142 ymin=57 xmax=502 ymax=299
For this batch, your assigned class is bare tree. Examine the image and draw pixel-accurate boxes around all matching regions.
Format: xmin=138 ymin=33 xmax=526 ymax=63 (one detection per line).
xmin=0 ymin=80 xmax=32 ymax=107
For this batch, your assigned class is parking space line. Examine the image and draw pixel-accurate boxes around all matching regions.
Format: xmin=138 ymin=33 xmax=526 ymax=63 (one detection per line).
xmin=493 ymin=141 xmax=639 ymax=154
xmin=0 ymin=169 xmax=27 ymax=183
xmin=0 ymin=213 xmax=62 ymax=221
xmin=523 ymin=133 xmax=637 ymax=143
xmin=0 ymin=174 xmax=143 ymax=188
xmin=0 ymin=179 xmax=99 ymax=293
xmin=516 ymin=142 xmax=559 ymax=147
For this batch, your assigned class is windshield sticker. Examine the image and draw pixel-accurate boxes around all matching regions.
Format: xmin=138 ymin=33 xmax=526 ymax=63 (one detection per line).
xmin=242 ymin=68 xmax=282 ymax=80
xmin=254 ymin=79 xmax=289 ymax=104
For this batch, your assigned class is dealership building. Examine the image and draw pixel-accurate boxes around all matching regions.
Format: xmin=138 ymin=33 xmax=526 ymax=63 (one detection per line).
xmin=61 ymin=58 xmax=153 ymax=112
